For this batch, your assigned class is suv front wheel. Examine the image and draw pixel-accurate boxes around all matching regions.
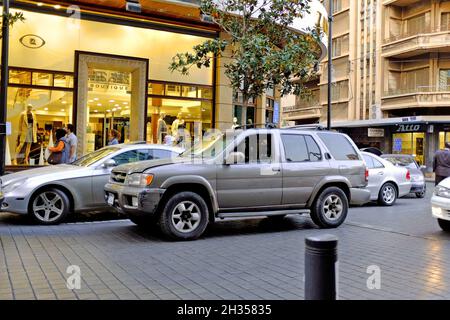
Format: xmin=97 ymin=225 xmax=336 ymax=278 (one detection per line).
xmin=158 ymin=191 xmax=209 ymax=241
xmin=310 ymin=187 xmax=348 ymax=228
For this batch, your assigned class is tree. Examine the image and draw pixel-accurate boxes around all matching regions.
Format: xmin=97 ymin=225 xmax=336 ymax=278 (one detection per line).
xmin=1 ymin=12 xmax=25 ymax=38
xmin=169 ymin=0 xmax=323 ymax=125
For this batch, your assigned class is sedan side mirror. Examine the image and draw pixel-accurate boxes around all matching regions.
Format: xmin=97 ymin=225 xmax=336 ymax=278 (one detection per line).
xmin=102 ymin=159 xmax=117 ymax=168
xmin=225 ymin=152 xmax=245 ymax=165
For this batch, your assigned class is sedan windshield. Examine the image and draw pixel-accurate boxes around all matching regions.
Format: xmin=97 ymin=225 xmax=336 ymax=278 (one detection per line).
xmin=383 ymin=156 xmax=417 ymax=169
xmin=72 ymin=146 xmax=120 ymax=167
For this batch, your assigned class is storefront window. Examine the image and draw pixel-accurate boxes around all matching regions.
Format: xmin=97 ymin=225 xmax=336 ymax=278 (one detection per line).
xmin=392 ymin=132 xmax=426 ymax=166
xmin=147 ymin=81 xmax=213 ymax=147
xmin=7 ymin=87 xmax=73 ymax=166
xmin=233 ymin=91 xmax=255 ymax=127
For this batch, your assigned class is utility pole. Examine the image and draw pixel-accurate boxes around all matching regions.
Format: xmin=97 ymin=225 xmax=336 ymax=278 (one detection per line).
xmin=0 ymin=0 xmax=10 ymax=175
xmin=327 ymin=0 xmax=333 ymax=130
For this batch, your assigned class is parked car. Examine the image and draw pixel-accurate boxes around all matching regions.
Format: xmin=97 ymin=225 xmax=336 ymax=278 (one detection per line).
xmin=361 ymin=151 xmax=412 ymax=206
xmin=0 ymin=143 xmax=183 ymax=225
xmin=105 ymin=128 xmax=371 ymax=241
xmin=360 ymin=147 xmax=383 ymax=157
xmin=381 ymin=154 xmax=426 ymax=198
xmin=431 ymin=178 xmax=450 ymax=231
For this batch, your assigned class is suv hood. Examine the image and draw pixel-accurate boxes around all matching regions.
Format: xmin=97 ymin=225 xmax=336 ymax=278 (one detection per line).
xmin=113 ymin=157 xmax=192 ymax=174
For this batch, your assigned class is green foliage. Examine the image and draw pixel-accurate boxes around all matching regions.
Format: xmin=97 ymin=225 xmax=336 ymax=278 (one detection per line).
xmin=169 ymin=0 xmax=322 ymax=100
xmin=0 ymin=12 xmax=25 ymax=38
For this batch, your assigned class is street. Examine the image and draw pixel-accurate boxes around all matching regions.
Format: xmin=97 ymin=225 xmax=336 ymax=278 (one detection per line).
xmin=0 ymin=182 xmax=449 ymax=300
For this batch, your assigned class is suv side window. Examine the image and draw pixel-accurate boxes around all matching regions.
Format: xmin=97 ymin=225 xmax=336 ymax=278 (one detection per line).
xmin=281 ymin=134 xmax=309 ymax=162
xmin=305 ymin=135 xmax=322 ymax=161
xmin=317 ymin=133 xmax=360 ymax=160
xmin=235 ymin=134 xmax=273 ymax=164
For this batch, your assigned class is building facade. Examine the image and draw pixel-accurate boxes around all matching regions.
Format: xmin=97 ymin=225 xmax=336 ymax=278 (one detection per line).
xmin=282 ymin=0 xmax=450 ymax=173
xmin=5 ymin=0 xmax=326 ymax=169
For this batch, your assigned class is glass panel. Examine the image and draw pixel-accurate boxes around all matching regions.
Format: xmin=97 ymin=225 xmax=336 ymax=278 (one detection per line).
xmin=317 ymin=132 xmax=360 ymax=160
xmin=282 ymin=135 xmax=309 ymax=162
xmin=9 ymin=70 xmax=31 ymax=85
xmin=87 ymin=68 xmax=132 ymax=151
xmin=246 ymin=106 xmax=255 ymax=127
xmin=54 ymin=74 xmax=74 ymax=88
xmin=7 ymin=87 xmax=73 ymax=166
xmin=165 ymin=84 xmax=181 ymax=97
xmin=148 ymin=82 xmax=165 ymax=95
xmin=182 ymin=86 xmax=197 ymax=98
xmin=147 ymin=98 xmax=212 ymax=147
xmin=233 ymin=105 xmax=243 ymax=127
xmin=198 ymin=87 xmax=213 ymax=99
xmin=32 ymin=72 xmax=53 ymax=86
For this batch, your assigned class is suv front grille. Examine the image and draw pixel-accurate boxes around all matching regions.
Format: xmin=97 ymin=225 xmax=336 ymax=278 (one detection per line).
xmin=111 ymin=171 xmax=127 ymax=184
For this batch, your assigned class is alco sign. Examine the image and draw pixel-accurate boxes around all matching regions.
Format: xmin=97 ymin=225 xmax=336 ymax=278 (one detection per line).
xmin=395 ymin=124 xmax=426 ymax=133
xmin=88 ymin=69 xmax=131 ymax=93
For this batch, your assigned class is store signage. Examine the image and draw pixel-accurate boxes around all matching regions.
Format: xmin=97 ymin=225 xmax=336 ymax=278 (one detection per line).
xmin=88 ymin=69 xmax=131 ymax=93
xmin=393 ymin=138 xmax=402 ymax=152
xmin=368 ymin=128 xmax=384 ymax=137
xmin=273 ymin=102 xmax=280 ymax=124
xmin=19 ymin=34 xmax=46 ymax=49
xmin=395 ymin=124 xmax=426 ymax=133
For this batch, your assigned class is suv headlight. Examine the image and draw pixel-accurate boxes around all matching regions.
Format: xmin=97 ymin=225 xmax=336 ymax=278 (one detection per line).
xmin=435 ymin=185 xmax=450 ymax=198
xmin=126 ymin=173 xmax=154 ymax=187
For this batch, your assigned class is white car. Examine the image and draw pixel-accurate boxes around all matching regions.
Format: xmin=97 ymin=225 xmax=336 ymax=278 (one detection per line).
xmin=431 ymin=178 xmax=450 ymax=231
xmin=361 ymin=152 xmax=412 ymax=206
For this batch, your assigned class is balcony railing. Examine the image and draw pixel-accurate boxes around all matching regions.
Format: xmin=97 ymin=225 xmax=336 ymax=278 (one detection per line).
xmin=383 ymin=25 xmax=450 ymax=44
xmin=385 ymin=85 xmax=450 ymax=97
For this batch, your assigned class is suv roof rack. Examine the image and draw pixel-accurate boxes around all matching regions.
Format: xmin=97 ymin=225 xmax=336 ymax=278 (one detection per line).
xmin=234 ymin=123 xmax=278 ymax=130
xmin=284 ymin=124 xmax=328 ymax=131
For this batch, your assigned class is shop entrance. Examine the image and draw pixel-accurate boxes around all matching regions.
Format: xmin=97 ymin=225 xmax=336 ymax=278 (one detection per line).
xmin=75 ymin=52 xmax=148 ymax=156
xmin=392 ymin=132 xmax=426 ymax=166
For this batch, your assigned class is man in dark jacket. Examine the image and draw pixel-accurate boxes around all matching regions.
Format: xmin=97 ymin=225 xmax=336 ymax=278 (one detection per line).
xmin=433 ymin=142 xmax=450 ymax=185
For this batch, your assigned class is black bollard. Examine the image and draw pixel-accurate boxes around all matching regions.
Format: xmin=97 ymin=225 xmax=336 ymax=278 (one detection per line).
xmin=304 ymin=234 xmax=338 ymax=300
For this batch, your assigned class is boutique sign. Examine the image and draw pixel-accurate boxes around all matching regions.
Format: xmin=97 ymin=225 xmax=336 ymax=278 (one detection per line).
xmin=88 ymin=69 xmax=131 ymax=93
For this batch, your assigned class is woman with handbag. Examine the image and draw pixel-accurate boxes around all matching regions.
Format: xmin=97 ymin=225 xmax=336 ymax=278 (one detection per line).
xmin=48 ymin=129 xmax=70 ymax=165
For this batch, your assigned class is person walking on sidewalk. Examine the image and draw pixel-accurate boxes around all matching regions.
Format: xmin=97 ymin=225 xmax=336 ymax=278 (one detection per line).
xmin=433 ymin=142 xmax=450 ymax=185
xmin=65 ymin=124 xmax=78 ymax=163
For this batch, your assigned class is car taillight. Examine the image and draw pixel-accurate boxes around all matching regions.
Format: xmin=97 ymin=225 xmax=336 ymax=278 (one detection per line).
xmin=406 ymin=170 xmax=411 ymax=181
xmin=365 ymin=168 xmax=369 ymax=182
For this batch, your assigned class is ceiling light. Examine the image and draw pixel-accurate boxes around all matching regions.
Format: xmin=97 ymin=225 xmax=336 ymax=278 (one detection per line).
xmin=112 ymin=108 xmax=117 ymax=112
xmin=94 ymin=110 xmax=98 ymax=113
xmin=94 ymin=98 xmax=99 ymax=101
xmin=125 ymin=106 xmax=129 ymax=109
xmin=106 ymin=109 xmax=111 ymax=112
xmin=54 ymin=4 xmax=61 ymax=9
xmin=117 ymin=107 xmax=122 ymax=110
xmin=44 ymin=107 xmax=48 ymax=111
xmin=88 ymin=100 xmax=94 ymax=103
xmin=62 ymin=101 xmax=67 ymax=104
xmin=97 ymin=103 xmax=102 ymax=106
xmin=114 ymin=104 xmax=119 ymax=107
xmin=37 ymin=2 xmax=44 ymax=6
xmin=123 ymin=102 xmax=128 ymax=105
xmin=61 ymin=109 xmax=65 ymax=112
xmin=109 ymin=100 xmax=115 ymax=103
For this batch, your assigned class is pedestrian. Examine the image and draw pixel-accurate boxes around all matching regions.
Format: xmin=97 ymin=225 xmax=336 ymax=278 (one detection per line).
xmin=65 ymin=124 xmax=78 ymax=162
xmin=48 ymin=128 xmax=70 ymax=164
xmin=108 ymin=129 xmax=121 ymax=145
xmin=433 ymin=142 xmax=450 ymax=185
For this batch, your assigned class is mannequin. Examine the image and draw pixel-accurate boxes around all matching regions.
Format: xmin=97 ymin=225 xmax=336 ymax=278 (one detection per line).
xmin=231 ymin=117 xmax=239 ymax=129
xmin=14 ymin=104 xmax=37 ymax=165
xmin=171 ymin=112 xmax=185 ymax=136
xmin=157 ymin=112 xmax=168 ymax=144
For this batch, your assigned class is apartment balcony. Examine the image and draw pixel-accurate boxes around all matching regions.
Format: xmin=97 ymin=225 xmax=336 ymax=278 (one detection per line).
xmin=282 ymin=101 xmax=321 ymax=121
xmin=383 ymin=0 xmax=422 ymax=6
xmin=382 ymin=26 xmax=450 ymax=58
xmin=381 ymin=85 xmax=450 ymax=111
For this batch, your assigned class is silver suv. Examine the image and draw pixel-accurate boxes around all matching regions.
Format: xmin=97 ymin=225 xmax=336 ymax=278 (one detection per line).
xmin=104 ymin=128 xmax=370 ymax=240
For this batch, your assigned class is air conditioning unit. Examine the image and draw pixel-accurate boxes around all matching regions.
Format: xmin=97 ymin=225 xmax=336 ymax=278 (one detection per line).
xmin=126 ymin=0 xmax=141 ymax=13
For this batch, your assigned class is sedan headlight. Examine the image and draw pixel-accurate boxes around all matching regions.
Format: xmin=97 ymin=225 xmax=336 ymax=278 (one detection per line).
xmin=435 ymin=185 xmax=450 ymax=198
xmin=126 ymin=173 xmax=154 ymax=187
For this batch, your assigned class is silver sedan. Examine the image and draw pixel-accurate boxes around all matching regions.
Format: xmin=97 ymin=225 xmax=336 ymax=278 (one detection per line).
xmin=0 ymin=143 xmax=182 ymax=225
xmin=361 ymin=151 xmax=412 ymax=206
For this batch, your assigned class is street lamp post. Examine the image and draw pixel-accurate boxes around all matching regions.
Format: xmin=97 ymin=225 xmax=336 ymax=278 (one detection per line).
xmin=0 ymin=0 xmax=10 ymax=175
xmin=327 ymin=0 xmax=333 ymax=130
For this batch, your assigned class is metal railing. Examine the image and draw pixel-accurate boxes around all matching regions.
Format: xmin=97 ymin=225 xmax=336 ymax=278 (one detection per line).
xmin=383 ymin=25 xmax=450 ymax=44
xmin=385 ymin=85 xmax=450 ymax=96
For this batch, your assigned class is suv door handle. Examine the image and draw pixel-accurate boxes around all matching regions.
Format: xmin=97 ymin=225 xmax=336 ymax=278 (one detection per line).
xmin=378 ymin=172 xmax=384 ymax=175
xmin=272 ymin=166 xmax=281 ymax=172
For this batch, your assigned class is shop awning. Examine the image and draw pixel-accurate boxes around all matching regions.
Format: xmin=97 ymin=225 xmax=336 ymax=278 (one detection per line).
xmin=330 ymin=116 xmax=450 ymax=128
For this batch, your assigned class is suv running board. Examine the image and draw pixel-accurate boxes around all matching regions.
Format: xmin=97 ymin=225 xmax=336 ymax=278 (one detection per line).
xmin=217 ymin=209 xmax=310 ymax=219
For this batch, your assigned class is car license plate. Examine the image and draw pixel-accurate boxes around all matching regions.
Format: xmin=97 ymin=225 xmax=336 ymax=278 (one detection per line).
xmin=107 ymin=193 xmax=115 ymax=206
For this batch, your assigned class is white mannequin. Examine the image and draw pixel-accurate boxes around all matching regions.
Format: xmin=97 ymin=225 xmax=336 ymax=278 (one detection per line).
xmin=171 ymin=112 xmax=185 ymax=135
xmin=157 ymin=112 xmax=168 ymax=144
xmin=231 ymin=117 xmax=239 ymax=129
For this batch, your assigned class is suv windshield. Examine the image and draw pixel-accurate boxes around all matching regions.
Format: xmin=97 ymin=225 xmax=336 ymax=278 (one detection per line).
xmin=180 ymin=132 xmax=239 ymax=159
xmin=383 ymin=156 xmax=418 ymax=169
xmin=72 ymin=146 xmax=119 ymax=167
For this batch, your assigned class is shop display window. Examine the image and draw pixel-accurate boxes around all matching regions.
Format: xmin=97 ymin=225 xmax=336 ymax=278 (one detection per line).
xmin=392 ymin=132 xmax=425 ymax=166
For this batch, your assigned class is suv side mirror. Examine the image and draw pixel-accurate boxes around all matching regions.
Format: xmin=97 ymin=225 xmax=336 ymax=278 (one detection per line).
xmin=102 ymin=159 xmax=117 ymax=168
xmin=225 ymin=152 xmax=245 ymax=165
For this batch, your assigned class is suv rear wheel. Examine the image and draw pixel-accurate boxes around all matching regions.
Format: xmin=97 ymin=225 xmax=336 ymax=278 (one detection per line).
xmin=310 ymin=187 xmax=348 ymax=228
xmin=158 ymin=191 xmax=209 ymax=241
